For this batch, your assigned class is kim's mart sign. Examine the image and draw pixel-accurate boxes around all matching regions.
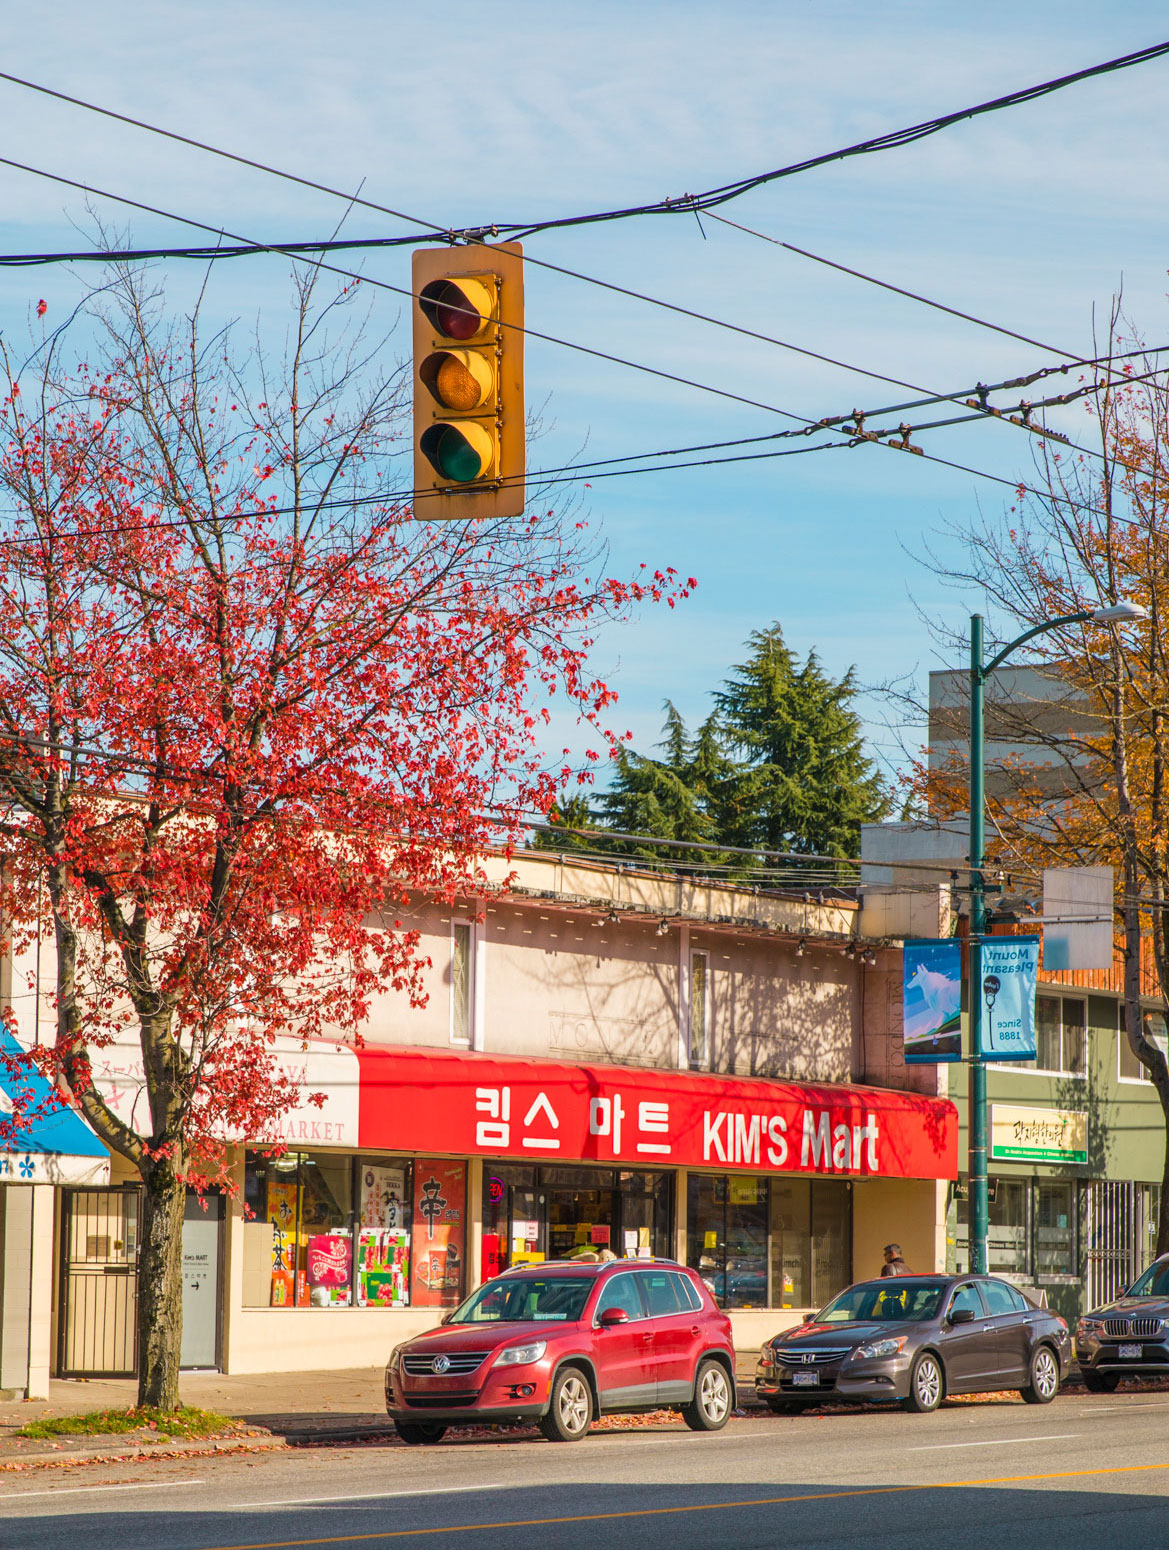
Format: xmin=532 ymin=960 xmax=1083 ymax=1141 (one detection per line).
xmin=354 ymin=1046 xmax=958 ymax=1182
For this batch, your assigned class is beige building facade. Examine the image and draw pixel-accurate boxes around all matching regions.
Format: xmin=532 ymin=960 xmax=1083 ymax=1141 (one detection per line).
xmin=6 ymin=848 xmax=957 ymax=1389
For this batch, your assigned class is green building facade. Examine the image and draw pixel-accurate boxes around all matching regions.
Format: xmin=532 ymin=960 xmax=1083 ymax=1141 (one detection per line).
xmin=945 ymin=983 xmax=1165 ymax=1321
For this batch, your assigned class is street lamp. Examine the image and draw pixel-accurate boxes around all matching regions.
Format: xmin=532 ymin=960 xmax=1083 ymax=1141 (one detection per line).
xmin=966 ymin=600 xmax=1147 ymax=1273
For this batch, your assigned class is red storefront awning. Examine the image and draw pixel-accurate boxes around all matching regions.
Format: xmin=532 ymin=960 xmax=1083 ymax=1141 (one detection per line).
xmin=355 ymin=1046 xmax=957 ymax=1182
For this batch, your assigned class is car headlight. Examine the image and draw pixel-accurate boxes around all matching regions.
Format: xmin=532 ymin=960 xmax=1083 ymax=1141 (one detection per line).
xmin=760 ymin=1340 xmax=776 ymax=1361
xmin=387 ymin=1344 xmax=404 ymax=1369
xmin=849 ymin=1335 xmax=909 ymax=1362
xmin=493 ymin=1340 xmax=547 ymax=1367
xmin=1076 ymin=1317 xmax=1102 ymax=1338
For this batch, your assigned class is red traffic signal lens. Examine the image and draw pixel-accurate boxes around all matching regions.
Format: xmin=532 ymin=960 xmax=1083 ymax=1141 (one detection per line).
xmin=419 ymin=277 xmax=495 ymax=341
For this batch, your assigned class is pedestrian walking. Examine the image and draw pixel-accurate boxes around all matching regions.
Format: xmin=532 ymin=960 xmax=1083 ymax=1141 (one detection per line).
xmin=880 ymin=1243 xmax=909 ymax=1277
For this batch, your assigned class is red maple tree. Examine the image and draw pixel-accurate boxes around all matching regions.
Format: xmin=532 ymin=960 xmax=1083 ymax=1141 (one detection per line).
xmin=0 ymin=269 xmax=686 ymax=1406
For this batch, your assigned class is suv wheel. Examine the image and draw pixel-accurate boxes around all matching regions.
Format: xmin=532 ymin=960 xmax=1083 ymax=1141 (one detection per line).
xmin=1021 ymin=1344 xmax=1060 ymax=1405
xmin=682 ymin=1358 xmax=732 ymax=1431
xmin=394 ymin=1421 xmax=447 ymax=1445
xmin=1082 ymin=1369 xmax=1120 ymax=1394
xmin=539 ymin=1366 xmax=594 ymax=1442
xmin=903 ymin=1352 xmax=944 ymax=1413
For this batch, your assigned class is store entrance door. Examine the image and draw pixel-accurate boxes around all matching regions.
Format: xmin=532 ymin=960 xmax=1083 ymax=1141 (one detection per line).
xmin=180 ymin=1191 xmax=223 ymax=1370
xmin=546 ymin=1178 xmax=617 ymax=1260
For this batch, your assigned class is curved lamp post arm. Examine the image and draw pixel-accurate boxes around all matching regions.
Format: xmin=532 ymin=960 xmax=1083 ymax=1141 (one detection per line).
xmin=981 ymin=611 xmax=1093 ymax=679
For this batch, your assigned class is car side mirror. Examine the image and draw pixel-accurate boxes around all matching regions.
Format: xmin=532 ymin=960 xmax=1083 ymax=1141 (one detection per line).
xmin=948 ymin=1307 xmax=976 ymax=1326
xmin=801 ymin=1312 xmax=815 ymax=1324
xmin=599 ymin=1306 xmax=629 ymax=1327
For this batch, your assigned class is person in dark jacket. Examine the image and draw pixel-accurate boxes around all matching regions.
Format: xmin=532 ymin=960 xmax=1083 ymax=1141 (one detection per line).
xmin=880 ymin=1243 xmax=909 ymax=1277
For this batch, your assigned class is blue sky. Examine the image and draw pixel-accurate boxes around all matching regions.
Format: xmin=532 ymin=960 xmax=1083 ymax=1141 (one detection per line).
xmin=0 ymin=2 xmax=1166 ymax=795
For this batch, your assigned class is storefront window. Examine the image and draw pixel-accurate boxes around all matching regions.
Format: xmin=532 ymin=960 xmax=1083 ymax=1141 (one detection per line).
xmin=482 ymin=1164 xmax=539 ymax=1274
xmin=769 ymin=1179 xmax=811 ymax=1308
xmin=988 ymin=1179 xmax=1029 ymax=1272
xmin=811 ymin=1180 xmax=851 ymax=1306
xmin=244 ymin=1151 xmax=431 ymax=1309
xmin=480 ymin=1165 xmax=672 ymax=1275
xmin=1034 ymin=1180 xmax=1076 ymax=1277
xmin=300 ymin=1155 xmax=354 ymax=1307
xmin=953 ymin=1176 xmax=1048 ymax=1279
xmin=688 ymin=1174 xmax=851 ymax=1310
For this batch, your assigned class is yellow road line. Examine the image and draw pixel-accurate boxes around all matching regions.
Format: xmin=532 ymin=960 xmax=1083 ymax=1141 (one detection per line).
xmin=202 ymin=1459 xmax=1169 ymax=1550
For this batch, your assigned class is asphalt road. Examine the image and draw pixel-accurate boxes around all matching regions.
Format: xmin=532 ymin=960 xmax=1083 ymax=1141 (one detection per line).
xmin=6 ymin=1390 xmax=1169 ymax=1549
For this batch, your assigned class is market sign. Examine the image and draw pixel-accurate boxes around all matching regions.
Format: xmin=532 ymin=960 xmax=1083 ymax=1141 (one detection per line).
xmin=355 ymin=1045 xmax=958 ymax=1182
xmin=990 ymin=1103 xmax=1087 ymax=1164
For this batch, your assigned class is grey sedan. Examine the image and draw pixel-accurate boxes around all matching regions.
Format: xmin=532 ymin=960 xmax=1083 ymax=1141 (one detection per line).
xmin=755 ymin=1274 xmax=1072 ymax=1414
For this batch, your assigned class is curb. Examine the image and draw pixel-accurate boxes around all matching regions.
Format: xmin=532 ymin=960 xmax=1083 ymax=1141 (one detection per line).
xmin=0 ymin=1434 xmax=286 ymax=1470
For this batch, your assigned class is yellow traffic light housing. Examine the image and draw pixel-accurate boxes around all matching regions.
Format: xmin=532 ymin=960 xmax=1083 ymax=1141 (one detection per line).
xmin=413 ymin=242 xmax=524 ymax=520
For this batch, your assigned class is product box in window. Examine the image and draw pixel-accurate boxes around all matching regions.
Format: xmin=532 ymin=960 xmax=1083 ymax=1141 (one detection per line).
xmin=307 ymin=1233 xmax=353 ymax=1307
xmin=358 ymin=1228 xmax=410 ymax=1306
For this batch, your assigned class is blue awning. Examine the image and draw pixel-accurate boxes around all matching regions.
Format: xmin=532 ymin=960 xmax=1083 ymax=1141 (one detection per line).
xmin=0 ymin=1028 xmax=109 ymax=1185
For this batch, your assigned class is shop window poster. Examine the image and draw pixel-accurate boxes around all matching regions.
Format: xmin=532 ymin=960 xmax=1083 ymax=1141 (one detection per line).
xmin=267 ymin=1179 xmax=298 ymax=1307
xmin=412 ymin=1159 xmax=465 ymax=1307
xmin=360 ymin=1165 xmax=406 ymax=1231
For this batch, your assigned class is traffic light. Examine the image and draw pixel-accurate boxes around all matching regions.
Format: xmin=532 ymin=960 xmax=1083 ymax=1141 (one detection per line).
xmin=412 ymin=242 xmax=524 ymax=520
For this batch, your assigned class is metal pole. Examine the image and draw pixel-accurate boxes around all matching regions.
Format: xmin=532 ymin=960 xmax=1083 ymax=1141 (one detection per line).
xmin=968 ymin=613 xmax=988 ymax=1275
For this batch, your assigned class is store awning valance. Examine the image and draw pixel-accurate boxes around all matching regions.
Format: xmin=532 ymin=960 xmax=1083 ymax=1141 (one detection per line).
xmin=259 ymin=1042 xmax=958 ymax=1182
xmin=0 ymin=1029 xmax=109 ymax=1186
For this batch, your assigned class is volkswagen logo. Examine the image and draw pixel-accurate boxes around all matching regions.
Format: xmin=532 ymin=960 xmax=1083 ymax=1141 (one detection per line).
xmin=432 ymin=1355 xmax=450 ymax=1375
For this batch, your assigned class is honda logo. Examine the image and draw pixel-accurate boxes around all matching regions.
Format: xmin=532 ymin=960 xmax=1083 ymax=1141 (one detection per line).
xmin=800 ymin=1352 xmax=816 ymax=1364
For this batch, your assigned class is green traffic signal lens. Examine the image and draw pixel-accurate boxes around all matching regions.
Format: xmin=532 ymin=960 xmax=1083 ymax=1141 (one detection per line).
xmin=420 ymin=423 xmax=494 ymax=483
xmin=436 ymin=428 xmax=483 ymax=482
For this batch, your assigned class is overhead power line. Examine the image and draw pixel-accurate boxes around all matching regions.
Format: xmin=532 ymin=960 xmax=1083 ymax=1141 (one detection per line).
xmin=0 ymin=51 xmax=1160 ymax=445
xmin=3 ymin=42 xmax=1160 ymax=243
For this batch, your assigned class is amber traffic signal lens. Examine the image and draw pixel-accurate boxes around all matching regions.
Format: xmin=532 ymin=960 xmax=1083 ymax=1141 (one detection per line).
xmin=419 ymin=349 xmax=495 ymax=412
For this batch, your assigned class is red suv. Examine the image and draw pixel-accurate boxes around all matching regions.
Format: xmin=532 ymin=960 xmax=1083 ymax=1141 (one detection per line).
xmin=384 ymin=1259 xmax=735 ymax=1443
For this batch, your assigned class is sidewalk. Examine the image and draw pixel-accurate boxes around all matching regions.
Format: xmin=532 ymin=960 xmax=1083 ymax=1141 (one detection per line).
xmin=0 ymin=1352 xmax=766 ymax=1468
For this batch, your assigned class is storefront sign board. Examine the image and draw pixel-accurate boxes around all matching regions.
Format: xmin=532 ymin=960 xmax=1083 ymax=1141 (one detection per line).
xmin=356 ymin=1046 xmax=957 ymax=1180
xmin=990 ymin=1104 xmax=1088 ymax=1164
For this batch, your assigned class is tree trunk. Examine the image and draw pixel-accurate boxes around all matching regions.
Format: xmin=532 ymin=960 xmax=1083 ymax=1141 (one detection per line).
xmin=136 ymin=1158 xmax=186 ymax=1410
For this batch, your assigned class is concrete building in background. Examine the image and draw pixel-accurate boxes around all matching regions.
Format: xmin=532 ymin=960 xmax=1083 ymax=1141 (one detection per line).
xmin=1 ymin=846 xmax=957 ymax=1390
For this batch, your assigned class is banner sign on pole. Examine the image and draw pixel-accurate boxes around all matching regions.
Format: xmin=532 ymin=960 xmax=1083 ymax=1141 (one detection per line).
xmin=980 ymin=935 xmax=1040 ymax=1062
xmin=902 ymin=939 xmax=963 ymax=1063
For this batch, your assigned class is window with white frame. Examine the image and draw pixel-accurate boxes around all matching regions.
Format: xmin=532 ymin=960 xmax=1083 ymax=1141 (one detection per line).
xmin=1004 ymin=994 xmax=1086 ymax=1075
xmin=1119 ymin=1006 xmax=1168 ymax=1083
xmin=689 ymin=950 xmax=710 ymax=1070
xmin=450 ymin=920 xmax=473 ymax=1046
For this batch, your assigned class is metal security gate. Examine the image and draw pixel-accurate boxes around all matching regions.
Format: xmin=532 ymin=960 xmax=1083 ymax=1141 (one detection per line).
xmin=1085 ymin=1181 xmax=1161 ymax=1308
xmin=58 ymin=1187 xmax=141 ymax=1377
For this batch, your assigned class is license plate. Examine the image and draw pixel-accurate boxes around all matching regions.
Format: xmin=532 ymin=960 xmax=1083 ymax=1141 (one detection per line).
xmin=791 ymin=1370 xmax=820 ymax=1387
xmin=1118 ymin=1343 xmax=1142 ymax=1359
